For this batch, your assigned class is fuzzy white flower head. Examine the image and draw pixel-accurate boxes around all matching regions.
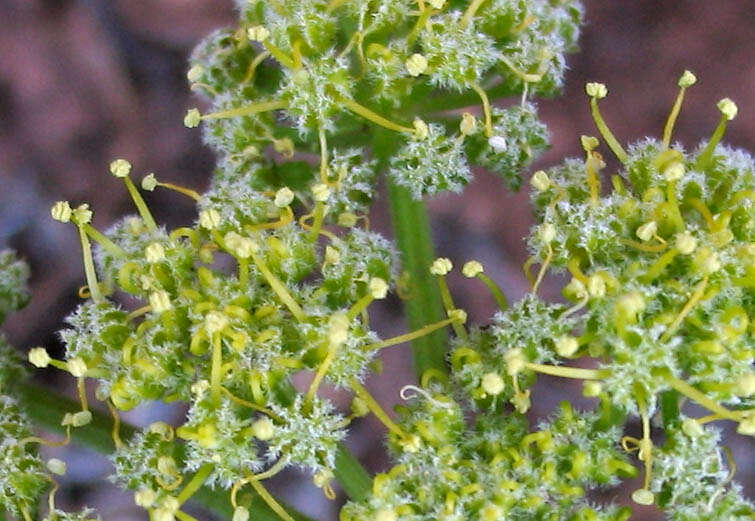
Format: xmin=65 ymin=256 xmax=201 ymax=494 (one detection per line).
xmin=28 ymin=347 xmax=51 ymax=368
xmin=530 ymin=170 xmax=550 ymax=191
xmin=635 ymin=221 xmax=657 ymax=242
xmin=247 ymin=25 xmax=270 ymax=42
xmin=184 ymin=108 xmax=201 ymax=128
xmin=664 ymin=161 xmax=685 ymax=182
xmin=251 ymin=418 xmax=275 ymax=441
xmin=67 ymin=357 xmax=88 ymax=378
xmin=462 ymin=260 xmax=483 ymax=278
xmin=488 ymin=135 xmax=507 ymax=152
xmin=51 ymin=201 xmax=73 ymax=223
xmin=585 ymin=82 xmax=608 ymax=99
xmin=145 ymin=242 xmax=166 ymax=264
xmin=369 ymin=277 xmax=389 ymax=299
xmin=678 ymin=70 xmax=697 ymax=88
xmin=555 ymin=335 xmax=579 ymax=357
xmin=459 ymin=113 xmax=477 ymax=136
xmin=186 ymin=65 xmax=204 ymax=83
xmin=141 ymin=173 xmax=158 ymax=191
xmin=430 ymin=257 xmax=453 ymax=275
xmin=675 ymin=231 xmax=697 ymax=255
xmin=413 ymin=118 xmax=429 ymax=140
xmin=717 ymin=98 xmax=738 ymax=121
xmin=109 ymin=158 xmax=132 ymax=178
xmin=198 ymin=208 xmax=221 ymax=230
xmin=312 ymin=183 xmax=331 ymax=202
xmin=274 ymin=187 xmax=295 ymax=208
xmin=481 ymin=372 xmax=505 ymax=395
xmin=149 ymin=290 xmax=173 ymax=313
xmin=405 ymin=53 xmax=428 ymax=77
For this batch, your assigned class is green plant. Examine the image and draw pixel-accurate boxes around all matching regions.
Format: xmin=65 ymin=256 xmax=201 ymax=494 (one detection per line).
xmin=1 ymin=2 xmax=752 ymax=521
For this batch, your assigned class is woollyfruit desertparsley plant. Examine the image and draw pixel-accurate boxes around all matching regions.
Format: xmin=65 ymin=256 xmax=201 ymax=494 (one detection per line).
xmin=2 ymin=3 xmax=753 ymax=521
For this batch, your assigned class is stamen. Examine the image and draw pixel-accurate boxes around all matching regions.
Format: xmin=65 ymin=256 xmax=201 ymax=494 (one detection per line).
xmin=662 ymin=70 xmax=696 ymax=148
xmin=696 ymin=98 xmax=738 ymax=170
xmin=661 ymin=275 xmax=707 ymax=341
xmin=350 ymin=378 xmax=408 ymax=439
xmin=665 ymin=375 xmax=746 ymax=422
xmin=471 ymin=84 xmax=493 ymax=137
xmin=251 ymin=252 xmax=306 ymax=322
xmin=248 ymin=477 xmax=296 ymax=521
xmin=141 ymin=174 xmax=200 ymax=201
xmin=335 ymin=95 xmax=416 ymax=134
xmin=318 ymin=127 xmax=330 ymax=183
xmin=499 ymin=56 xmax=543 ymax=83
xmin=230 ymin=458 xmax=289 ymax=508
xmin=220 ymin=387 xmax=280 ymax=420
xmin=306 ymin=313 xmax=349 ymax=403
xmin=176 ymin=464 xmax=214 ymax=507
xmin=262 ymin=41 xmax=296 ymax=69
xmin=524 ymin=362 xmax=608 ymax=380
xmin=243 ymin=51 xmax=270 ymax=84
xmin=399 ymin=385 xmax=453 ymax=409
xmin=462 ymin=261 xmax=508 ymax=310
xmin=362 ymin=315 xmax=463 ymax=352
xmin=585 ymin=83 xmax=627 ymax=164
xmin=532 ymin=244 xmax=553 ymax=296
xmin=191 ymin=100 xmax=287 ymax=125
xmin=105 ymin=399 xmax=124 ymax=449
xmin=109 ymin=159 xmax=158 ymax=231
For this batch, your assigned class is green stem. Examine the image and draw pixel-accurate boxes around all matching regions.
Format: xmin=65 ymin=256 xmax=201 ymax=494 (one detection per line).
xmin=16 ymin=381 xmax=314 ymax=521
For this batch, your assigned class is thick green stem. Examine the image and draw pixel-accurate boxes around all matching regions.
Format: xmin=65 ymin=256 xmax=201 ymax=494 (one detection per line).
xmin=16 ymin=381 xmax=313 ymax=521
xmin=376 ymin=127 xmax=448 ymax=378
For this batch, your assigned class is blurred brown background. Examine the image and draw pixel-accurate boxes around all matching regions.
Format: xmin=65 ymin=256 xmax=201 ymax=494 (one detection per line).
xmin=0 ymin=1 xmax=752 ymax=520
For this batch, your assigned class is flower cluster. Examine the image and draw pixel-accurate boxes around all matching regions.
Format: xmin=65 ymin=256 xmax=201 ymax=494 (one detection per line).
xmin=342 ymin=75 xmax=754 ymax=519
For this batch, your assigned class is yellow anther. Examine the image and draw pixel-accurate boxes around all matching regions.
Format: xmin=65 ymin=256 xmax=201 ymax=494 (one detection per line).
xmin=184 ymin=108 xmax=201 ymax=128
xmin=616 ymin=292 xmax=645 ymax=317
xmin=587 ymin=274 xmax=606 ymax=298
xmin=398 ymin=434 xmax=422 ymax=453
xmin=582 ymin=381 xmax=602 ymax=397
xmin=233 ymin=506 xmax=250 ymax=521
xmin=337 ymin=212 xmax=358 ymax=227
xmin=462 ymin=260 xmax=483 ymax=278
xmin=187 ymin=65 xmax=203 ymax=83
xmin=481 ymin=372 xmax=505 ymax=395
xmin=448 ymin=308 xmax=467 ymax=323
xmin=717 ymin=98 xmax=738 ymax=121
xmin=512 ymin=390 xmax=531 ymax=413
xmin=109 ymin=158 xmax=132 ymax=178
xmin=538 ymin=223 xmax=556 ymax=244
xmin=273 ymin=137 xmax=294 ymax=157
xmin=504 ymin=348 xmax=526 ymax=376
xmin=564 ymin=277 xmax=588 ymax=300
xmin=555 ymin=335 xmax=579 ymax=357
xmin=198 ymin=208 xmax=221 ymax=230
xmin=580 ymin=135 xmax=599 ymax=152
xmin=28 ymin=347 xmax=51 ymax=368
xmin=459 ymin=113 xmax=477 ymax=135
xmin=72 ymin=204 xmax=93 ymax=224
xmin=251 ymin=418 xmax=275 ymax=440
xmin=312 ymin=183 xmax=331 ymax=202
xmin=681 ymin=418 xmax=704 ymax=437
xmin=375 ymin=509 xmax=398 ymax=521
xmin=248 ymin=25 xmax=270 ymax=42
xmin=191 ymin=380 xmax=210 ymax=396
xmin=695 ymin=248 xmax=721 ymax=274
xmin=636 ymin=221 xmax=658 ymax=242
xmin=224 ymin=231 xmax=258 ymax=258
xmin=428 ymin=0 xmax=445 ymax=8
xmin=134 ymin=488 xmax=157 ymax=508
xmin=274 ymin=187 xmax=295 ymax=208
xmin=530 ymin=170 xmax=550 ymax=191
xmin=67 ymin=357 xmax=88 ymax=378
xmin=141 ymin=173 xmax=158 ymax=191
xmin=585 ymin=82 xmax=608 ymax=99
xmin=51 ymin=201 xmax=73 ymax=222
xmin=413 ymin=118 xmax=429 ymax=139
xmin=631 ymin=489 xmax=655 ymax=506
xmin=369 ymin=277 xmax=389 ymax=299
xmin=46 ymin=458 xmax=67 ymax=476
xmin=675 ymin=232 xmax=697 ymax=254
xmin=405 ymin=53 xmax=428 ymax=76
xmin=67 ymin=410 xmax=92 ymax=427
xmin=145 ymin=242 xmax=166 ymax=263
xmin=205 ymin=311 xmax=229 ymax=335
xmin=735 ymin=373 xmax=755 ymax=397
xmin=678 ymin=70 xmax=697 ymax=88
xmin=664 ymin=161 xmax=685 ymax=182
xmin=737 ymin=412 xmax=755 ymax=436
xmin=328 ymin=313 xmax=350 ymax=346
xmin=430 ymin=257 xmax=453 ymax=275
xmin=350 ymin=396 xmax=370 ymax=417
xmin=149 ymin=290 xmax=173 ymax=313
